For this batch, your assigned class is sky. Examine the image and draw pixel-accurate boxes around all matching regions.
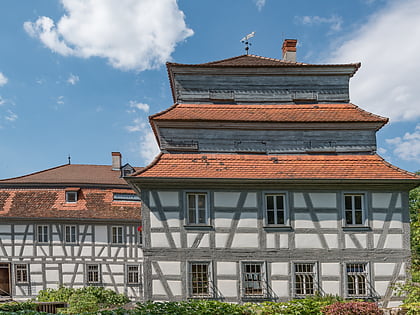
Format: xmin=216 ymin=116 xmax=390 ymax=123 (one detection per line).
xmin=0 ymin=0 xmax=419 ymax=179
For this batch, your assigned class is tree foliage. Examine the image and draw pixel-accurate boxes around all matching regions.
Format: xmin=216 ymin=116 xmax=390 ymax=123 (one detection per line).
xmin=409 ymin=173 xmax=420 ymax=281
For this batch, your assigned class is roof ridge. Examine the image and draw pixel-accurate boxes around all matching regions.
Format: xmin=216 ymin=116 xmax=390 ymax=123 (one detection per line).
xmin=0 ymin=164 xmax=70 ymax=182
xmin=376 ymin=154 xmax=420 ymax=178
xmin=349 ymin=103 xmax=389 ymax=123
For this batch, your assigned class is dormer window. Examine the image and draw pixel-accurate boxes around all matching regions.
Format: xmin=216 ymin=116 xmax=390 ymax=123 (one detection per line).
xmin=66 ymin=191 xmax=78 ymax=203
xmin=120 ymin=163 xmax=135 ymax=177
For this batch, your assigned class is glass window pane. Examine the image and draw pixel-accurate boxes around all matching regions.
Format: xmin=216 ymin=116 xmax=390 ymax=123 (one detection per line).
xmin=277 ymin=210 xmax=285 ymax=224
xmin=276 ymin=195 xmax=284 ymax=210
xmin=355 ymin=211 xmax=363 ymax=224
xmin=266 ymin=195 xmax=274 ymax=210
xmin=345 ymin=210 xmax=353 ymax=224
xmin=267 ymin=210 xmax=275 ymax=224
xmin=198 ymin=209 xmax=206 ymax=224
xmin=345 ymin=196 xmax=352 ymax=210
xmin=355 ymin=195 xmax=362 ymax=210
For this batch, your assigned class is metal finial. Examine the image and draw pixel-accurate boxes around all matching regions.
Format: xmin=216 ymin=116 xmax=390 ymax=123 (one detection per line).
xmin=68 ymin=154 xmax=71 ymax=165
xmin=240 ymin=32 xmax=255 ymax=55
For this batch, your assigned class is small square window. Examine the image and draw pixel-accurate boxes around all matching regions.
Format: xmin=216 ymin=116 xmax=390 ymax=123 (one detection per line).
xmin=66 ymin=191 xmax=78 ymax=203
xmin=294 ymin=263 xmax=317 ymax=296
xmin=112 ymin=226 xmax=124 ymax=244
xmin=65 ymin=225 xmax=77 ymax=243
xmin=346 ymin=263 xmax=369 ymax=297
xmin=15 ymin=264 xmax=28 ymax=284
xmin=242 ymin=262 xmax=265 ymax=297
xmin=186 ymin=193 xmax=208 ymax=225
xmin=189 ymin=262 xmax=212 ymax=298
xmin=87 ymin=264 xmax=100 ymax=284
xmin=344 ymin=194 xmax=365 ymax=225
xmin=265 ymin=194 xmax=287 ymax=225
xmin=37 ymin=225 xmax=49 ymax=243
xmin=127 ymin=265 xmax=140 ymax=284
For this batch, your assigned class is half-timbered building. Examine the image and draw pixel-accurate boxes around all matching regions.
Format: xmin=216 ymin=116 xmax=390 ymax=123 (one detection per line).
xmin=126 ymin=39 xmax=420 ymax=307
xmin=0 ymin=152 xmax=143 ymax=300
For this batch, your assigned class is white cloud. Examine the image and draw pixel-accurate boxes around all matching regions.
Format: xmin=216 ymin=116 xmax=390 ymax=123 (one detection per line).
xmin=24 ymin=0 xmax=194 ymax=71
xmin=0 ymin=72 xmax=8 ymax=86
xmin=128 ymin=101 xmax=149 ymax=113
xmin=327 ymin=0 xmax=420 ymax=122
xmin=67 ymin=73 xmax=79 ymax=85
xmin=0 ymin=96 xmax=4 ymax=106
xmin=254 ymin=0 xmax=266 ymax=11
xmin=5 ymin=110 xmax=17 ymax=122
xmin=386 ymin=125 xmax=420 ymax=161
xmin=57 ymin=96 xmax=64 ymax=105
xmin=125 ymin=117 xmax=159 ymax=164
xmin=296 ymin=15 xmax=343 ymax=32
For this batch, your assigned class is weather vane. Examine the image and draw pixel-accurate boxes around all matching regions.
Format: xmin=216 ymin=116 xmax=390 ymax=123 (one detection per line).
xmin=240 ymin=32 xmax=255 ymax=55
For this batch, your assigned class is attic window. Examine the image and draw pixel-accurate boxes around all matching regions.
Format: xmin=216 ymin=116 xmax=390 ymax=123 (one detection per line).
xmin=66 ymin=191 xmax=78 ymax=203
xmin=113 ymin=193 xmax=140 ymax=202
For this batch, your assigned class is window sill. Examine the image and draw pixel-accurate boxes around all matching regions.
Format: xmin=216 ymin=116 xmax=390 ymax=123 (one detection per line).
xmin=263 ymin=225 xmax=293 ymax=232
xmin=184 ymin=225 xmax=213 ymax=231
xmin=342 ymin=226 xmax=371 ymax=232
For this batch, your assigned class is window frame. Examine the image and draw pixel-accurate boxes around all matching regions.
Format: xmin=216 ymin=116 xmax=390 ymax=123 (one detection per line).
xmin=263 ymin=192 xmax=289 ymax=226
xmin=65 ymin=191 xmax=78 ymax=203
xmin=185 ymin=192 xmax=210 ymax=226
xmin=86 ymin=264 xmax=101 ymax=285
xmin=15 ymin=264 xmax=29 ymax=284
xmin=64 ymin=225 xmax=78 ymax=244
xmin=126 ymin=264 xmax=141 ymax=285
xmin=293 ymin=262 xmax=318 ymax=297
xmin=113 ymin=193 xmax=140 ymax=202
xmin=111 ymin=226 xmax=124 ymax=244
xmin=241 ymin=261 xmax=266 ymax=298
xmin=342 ymin=193 xmax=367 ymax=226
xmin=345 ymin=262 xmax=370 ymax=298
xmin=37 ymin=224 xmax=49 ymax=243
xmin=188 ymin=261 xmax=212 ymax=298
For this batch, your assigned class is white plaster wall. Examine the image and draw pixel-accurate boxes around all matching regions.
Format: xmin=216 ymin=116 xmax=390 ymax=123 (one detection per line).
xmin=295 ymin=234 xmax=322 ymax=248
xmin=172 ymin=232 xmax=181 ymax=248
xmin=31 ymin=274 xmax=43 ymax=282
xmin=155 ymin=262 xmax=181 ymax=276
xmin=294 ymin=212 xmax=314 ymax=228
xmin=167 ymin=281 xmax=182 ymax=296
xmin=395 ymin=193 xmax=402 ymax=208
xmin=4 ymin=246 xmax=11 ymax=256
xmin=271 ymin=280 xmax=289 ymax=297
xmin=372 ymin=193 xmax=392 ymax=209
xmin=271 ymin=262 xmax=288 ymax=275
xmin=158 ymin=191 xmax=179 ymax=207
xmin=217 ymin=280 xmax=237 ymax=297
xmin=217 ymin=262 xmax=237 ymax=275
xmin=198 ymin=234 xmax=209 ymax=248
xmin=151 ymin=233 xmax=170 ymax=247
xmin=84 ymin=234 xmax=92 ymax=243
xmin=317 ymin=213 xmax=338 ymax=229
xmin=244 ymin=193 xmax=257 ymax=208
xmin=322 ymin=281 xmax=340 ymax=295
xmin=293 ymin=193 xmax=306 ymax=208
xmin=266 ymin=233 xmax=275 ymax=248
xmin=150 ymin=212 xmax=163 ymax=228
xmin=54 ymin=247 xmax=65 ymax=256
xmin=0 ymin=234 xmax=12 ymax=242
xmin=372 ymin=213 xmax=386 ymax=229
xmin=215 ymin=233 xmax=229 ymax=248
xmin=231 ymin=233 xmax=258 ymax=248
xmin=95 ymin=226 xmax=107 ymax=245
xmin=214 ymin=192 xmax=240 ymax=208
xmin=165 ymin=212 xmax=180 ymax=228
xmin=375 ymin=281 xmax=390 ymax=296
xmin=374 ymin=263 xmax=396 ymax=277
xmin=390 ymin=213 xmax=403 ymax=229
xmin=149 ymin=192 xmax=155 ymax=207
xmin=237 ymin=212 xmax=257 ymax=228
xmin=280 ymin=235 xmax=288 ymax=248
xmin=384 ymin=234 xmax=403 ymax=248
xmin=14 ymin=234 xmax=24 ymax=244
xmin=109 ymin=264 xmax=124 ymax=273
xmin=322 ymin=263 xmax=340 ymax=276
xmin=0 ymin=224 xmax=11 ymax=233
xmin=324 ymin=234 xmax=339 ymax=249
xmin=214 ymin=212 xmax=234 ymax=227
xmin=14 ymin=225 xmax=27 ymax=233
xmin=152 ymin=280 xmax=166 ymax=295
xmin=310 ymin=193 xmax=336 ymax=208
xmin=345 ymin=234 xmax=367 ymax=248
xmin=187 ymin=233 xmax=198 ymax=248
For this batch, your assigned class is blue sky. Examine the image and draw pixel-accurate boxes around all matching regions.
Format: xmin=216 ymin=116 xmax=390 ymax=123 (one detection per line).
xmin=0 ymin=0 xmax=419 ymax=179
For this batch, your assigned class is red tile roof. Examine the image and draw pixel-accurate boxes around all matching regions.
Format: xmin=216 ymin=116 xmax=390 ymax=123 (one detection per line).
xmin=132 ymin=153 xmax=419 ymax=181
xmin=0 ymin=164 xmax=140 ymax=186
xmin=151 ymin=103 xmax=388 ymax=126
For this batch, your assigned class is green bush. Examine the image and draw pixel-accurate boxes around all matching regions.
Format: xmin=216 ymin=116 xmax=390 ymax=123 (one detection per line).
xmin=36 ymin=286 xmax=129 ymax=314
xmin=321 ymin=301 xmax=382 ymax=315
xmin=395 ymin=281 xmax=420 ymax=315
xmin=0 ymin=301 xmax=37 ymax=312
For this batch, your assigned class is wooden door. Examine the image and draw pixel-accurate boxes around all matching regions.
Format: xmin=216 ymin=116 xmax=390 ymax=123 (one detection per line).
xmin=0 ymin=264 xmax=10 ymax=296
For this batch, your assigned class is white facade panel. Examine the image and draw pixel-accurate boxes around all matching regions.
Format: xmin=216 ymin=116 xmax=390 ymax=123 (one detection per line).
xmin=374 ymin=263 xmax=396 ymax=276
xmin=149 ymin=192 xmax=156 ymax=207
xmin=395 ymin=193 xmax=402 ymax=208
xmin=390 ymin=213 xmax=403 ymax=229
xmin=372 ymin=193 xmax=392 ymax=208
xmin=317 ymin=213 xmax=338 ymax=228
xmin=158 ymin=191 xmax=179 ymax=207
xmin=151 ymin=233 xmax=170 ymax=247
xmin=22 ymin=246 xmax=33 ymax=256
xmin=309 ymin=193 xmax=336 ymax=208
xmin=14 ymin=225 xmax=28 ymax=233
xmin=271 ymin=262 xmax=288 ymax=275
xmin=152 ymin=280 xmax=166 ymax=295
xmin=172 ymin=232 xmax=181 ymax=248
xmin=384 ymin=234 xmax=403 ymax=248
xmin=214 ymin=212 xmax=234 ymax=227
xmin=198 ymin=234 xmax=209 ymax=248
xmin=345 ymin=234 xmax=367 ymax=248
xmin=243 ymin=192 xmax=257 ymax=208
xmin=321 ymin=263 xmax=340 ymax=276
xmin=375 ymin=281 xmax=390 ymax=296
xmin=215 ymin=233 xmax=229 ymax=248
xmin=279 ymin=234 xmax=288 ymax=248
xmin=165 ymin=212 xmax=180 ymax=228
xmin=214 ymin=192 xmax=241 ymax=208
xmin=293 ymin=193 xmax=306 ymax=208
xmin=373 ymin=213 xmax=386 ymax=229
xmin=271 ymin=280 xmax=289 ymax=297
xmin=231 ymin=233 xmax=258 ymax=248
xmin=237 ymin=212 xmax=257 ymax=228
xmin=217 ymin=279 xmax=237 ymax=297
xmin=294 ymin=212 xmax=314 ymax=228
xmin=157 ymin=262 xmax=181 ymax=276
xmin=167 ymin=281 xmax=182 ymax=296
xmin=324 ymin=234 xmax=339 ymax=249
xmin=187 ymin=233 xmax=198 ymax=248
xmin=95 ymin=226 xmax=108 ymax=245
xmin=266 ymin=233 xmax=275 ymax=248
xmin=217 ymin=262 xmax=236 ymax=275
xmin=150 ymin=212 xmax=163 ymax=228
xmin=322 ymin=281 xmax=340 ymax=295
xmin=295 ymin=234 xmax=322 ymax=248
xmin=0 ymin=224 xmax=11 ymax=233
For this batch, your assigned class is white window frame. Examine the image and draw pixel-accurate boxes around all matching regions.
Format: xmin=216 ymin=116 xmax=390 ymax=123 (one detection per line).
xmin=113 ymin=193 xmax=140 ymax=202
xmin=345 ymin=262 xmax=369 ymax=297
xmin=126 ymin=265 xmax=141 ymax=285
xmin=15 ymin=264 xmax=29 ymax=284
xmin=188 ymin=261 xmax=212 ymax=298
xmin=66 ymin=191 xmax=78 ymax=203
xmin=86 ymin=264 xmax=101 ymax=284
xmin=343 ymin=193 xmax=366 ymax=226
xmin=293 ymin=262 xmax=318 ymax=297
xmin=64 ymin=225 xmax=77 ymax=244
xmin=111 ymin=226 xmax=124 ymax=244
xmin=241 ymin=261 xmax=266 ymax=297
xmin=185 ymin=192 xmax=209 ymax=225
xmin=37 ymin=225 xmax=49 ymax=243
xmin=264 ymin=192 xmax=288 ymax=226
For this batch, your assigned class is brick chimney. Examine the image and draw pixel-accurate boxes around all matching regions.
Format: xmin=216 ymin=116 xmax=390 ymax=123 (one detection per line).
xmin=282 ymin=39 xmax=297 ymax=62
xmin=112 ymin=152 xmax=122 ymax=171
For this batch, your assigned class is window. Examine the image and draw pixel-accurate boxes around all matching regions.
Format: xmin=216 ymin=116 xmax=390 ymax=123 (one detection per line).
xmin=113 ymin=193 xmax=140 ymax=202
xmin=15 ymin=264 xmax=28 ymax=283
xmin=127 ymin=265 xmax=140 ymax=284
xmin=87 ymin=264 xmax=100 ymax=284
xmin=66 ymin=191 xmax=78 ymax=203
xmin=186 ymin=193 xmax=208 ymax=225
xmin=37 ymin=225 xmax=49 ymax=243
xmin=65 ymin=225 xmax=77 ymax=243
xmin=346 ymin=263 xmax=368 ymax=296
xmin=242 ymin=262 xmax=264 ymax=296
xmin=265 ymin=194 xmax=286 ymax=225
xmin=294 ymin=263 xmax=316 ymax=296
xmin=112 ymin=226 xmax=124 ymax=244
xmin=344 ymin=194 xmax=365 ymax=225
xmin=189 ymin=262 xmax=211 ymax=297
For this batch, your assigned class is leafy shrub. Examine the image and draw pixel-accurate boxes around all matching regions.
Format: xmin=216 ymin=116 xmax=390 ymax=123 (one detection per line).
xmin=395 ymin=281 xmax=420 ymax=315
xmin=0 ymin=301 xmax=37 ymax=312
xmin=322 ymin=301 xmax=382 ymax=315
xmin=37 ymin=286 xmax=129 ymax=314
xmin=0 ymin=311 xmax=51 ymax=315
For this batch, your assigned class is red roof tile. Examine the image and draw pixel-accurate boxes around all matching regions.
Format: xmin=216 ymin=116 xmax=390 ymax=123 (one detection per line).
xmin=132 ymin=153 xmax=419 ymax=181
xmin=0 ymin=164 xmax=141 ymax=186
xmin=151 ymin=103 xmax=388 ymax=125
